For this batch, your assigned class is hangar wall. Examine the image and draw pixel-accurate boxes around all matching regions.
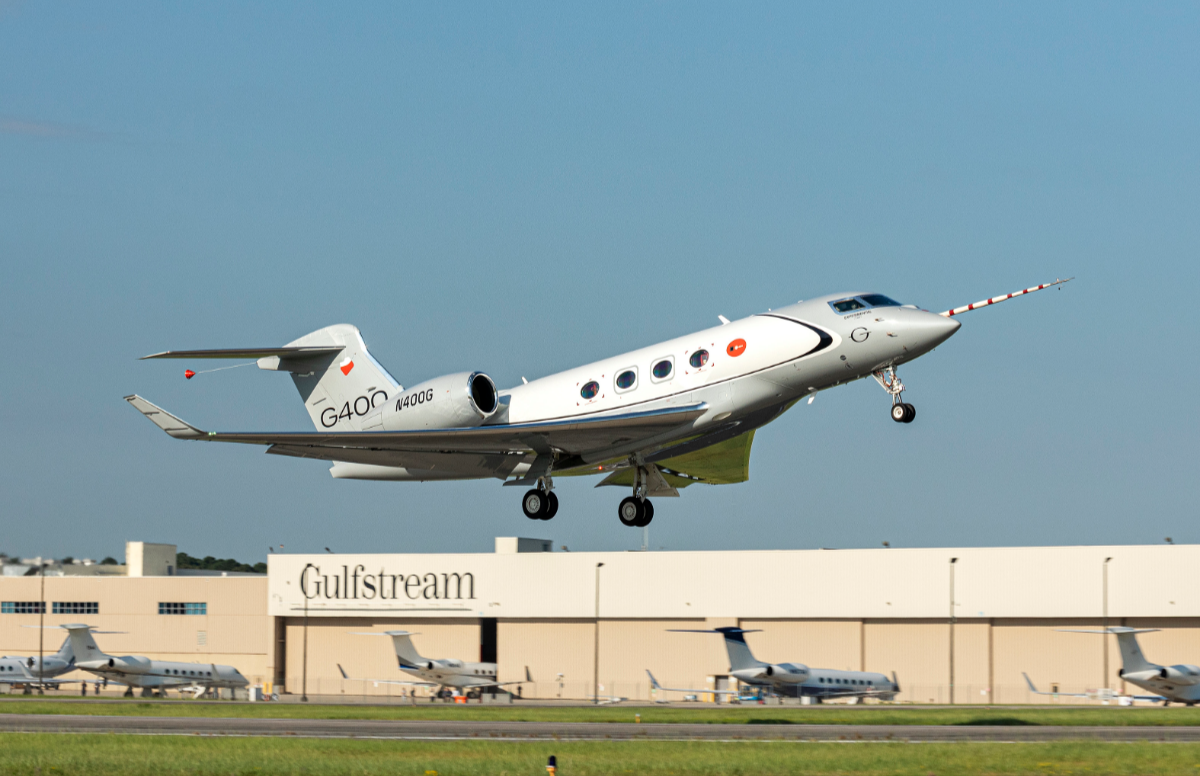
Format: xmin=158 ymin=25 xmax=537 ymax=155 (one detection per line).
xmin=5 ymin=543 xmax=1199 ymax=703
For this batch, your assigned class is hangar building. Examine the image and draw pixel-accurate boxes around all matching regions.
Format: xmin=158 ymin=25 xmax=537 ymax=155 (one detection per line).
xmin=2 ymin=539 xmax=1197 ymax=703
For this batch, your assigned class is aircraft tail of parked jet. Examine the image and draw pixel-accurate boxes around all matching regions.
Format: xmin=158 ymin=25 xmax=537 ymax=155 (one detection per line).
xmin=62 ymin=624 xmax=104 ymax=664
xmin=668 ymin=627 xmax=765 ymax=670
xmin=383 ymin=631 xmax=427 ymax=668
xmin=141 ymin=323 xmax=401 ymax=432
xmin=1058 ymin=628 xmax=1160 ymax=674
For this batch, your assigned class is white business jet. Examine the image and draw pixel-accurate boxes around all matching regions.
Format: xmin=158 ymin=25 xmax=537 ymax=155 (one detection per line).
xmin=649 ymin=627 xmax=899 ymax=702
xmin=1025 ymin=627 xmax=1199 ymax=706
xmin=127 ymin=280 xmax=1069 ymax=527
xmin=62 ymin=624 xmax=250 ymax=698
xmin=0 ymin=636 xmax=78 ymax=690
xmin=337 ymin=630 xmax=530 ymax=699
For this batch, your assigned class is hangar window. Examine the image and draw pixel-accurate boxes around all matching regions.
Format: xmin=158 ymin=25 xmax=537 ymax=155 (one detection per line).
xmin=580 ymin=381 xmax=599 ymax=400
xmin=159 ymin=602 xmax=207 ymax=616
xmin=1 ymin=602 xmax=45 ymax=614
xmin=615 ymin=368 xmax=638 ymax=392
xmin=859 ymin=294 xmax=902 ymax=307
xmin=53 ymin=602 xmax=98 ymax=615
xmin=831 ymin=298 xmax=866 ymax=314
xmin=651 ymin=358 xmax=674 ymax=381
xmin=689 ymin=350 xmax=709 ymax=369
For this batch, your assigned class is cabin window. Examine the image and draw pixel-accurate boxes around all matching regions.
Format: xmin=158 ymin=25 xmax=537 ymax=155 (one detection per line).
xmin=580 ymin=381 xmax=599 ymax=400
xmin=615 ymin=369 xmax=638 ymax=392
xmin=689 ymin=350 xmax=709 ymax=369
xmin=652 ymin=358 xmax=674 ymax=381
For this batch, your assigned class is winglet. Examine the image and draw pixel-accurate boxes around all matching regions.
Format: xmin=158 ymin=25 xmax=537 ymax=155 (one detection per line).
xmin=646 ymin=669 xmax=662 ymax=690
xmin=1022 ymin=672 xmax=1039 ymax=693
xmin=124 ymin=395 xmax=206 ymax=440
xmin=337 ymin=663 xmax=349 ymax=680
xmin=525 ymin=665 xmax=533 ymax=683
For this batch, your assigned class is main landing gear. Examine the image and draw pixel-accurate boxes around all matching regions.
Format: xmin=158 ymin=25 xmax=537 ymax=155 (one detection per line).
xmin=874 ymin=365 xmax=915 ymax=424
xmin=617 ymin=464 xmax=654 ymax=528
xmin=521 ymin=478 xmax=558 ymax=521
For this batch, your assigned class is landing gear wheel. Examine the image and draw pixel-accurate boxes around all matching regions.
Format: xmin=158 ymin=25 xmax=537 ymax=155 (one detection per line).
xmin=543 ymin=492 xmax=559 ymax=520
xmin=902 ymin=403 xmax=915 ymax=423
xmin=636 ymin=499 xmax=654 ymax=527
xmin=618 ymin=496 xmax=644 ymax=527
xmin=891 ymin=404 xmax=907 ymax=423
xmin=522 ymin=489 xmax=548 ymax=520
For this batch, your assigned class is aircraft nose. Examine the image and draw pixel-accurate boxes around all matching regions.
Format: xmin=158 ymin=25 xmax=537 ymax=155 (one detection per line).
xmin=910 ymin=311 xmax=961 ymax=350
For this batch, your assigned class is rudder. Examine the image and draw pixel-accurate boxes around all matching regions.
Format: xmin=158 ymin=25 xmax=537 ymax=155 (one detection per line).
xmin=258 ymin=324 xmax=400 ymax=431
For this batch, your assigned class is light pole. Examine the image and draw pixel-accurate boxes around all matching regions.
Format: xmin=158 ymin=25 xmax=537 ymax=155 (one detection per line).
xmin=593 ymin=562 xmax=604 ymax=705
xmin=38 ymin=560 xmax=46 ymax=695
xmin=301 ymin=562 xmax=314 ymax=702
xmin=1103 ymin=556 xmax=1112 ymax=691
xmin=949 ymin=557 xmax=958 ymax=705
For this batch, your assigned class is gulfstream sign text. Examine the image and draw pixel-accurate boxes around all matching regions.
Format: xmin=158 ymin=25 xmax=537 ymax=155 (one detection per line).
xmin=300 ymin=564 xmax=475 ymax=601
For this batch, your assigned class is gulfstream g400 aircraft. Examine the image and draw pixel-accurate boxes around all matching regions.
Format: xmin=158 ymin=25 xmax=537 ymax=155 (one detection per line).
xmin=127 ymin=280 xmax=1069 ymax=528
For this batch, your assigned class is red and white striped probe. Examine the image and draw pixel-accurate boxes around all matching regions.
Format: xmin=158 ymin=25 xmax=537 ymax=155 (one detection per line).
xmin=939 ymin=277 xmax=1073 ymax=317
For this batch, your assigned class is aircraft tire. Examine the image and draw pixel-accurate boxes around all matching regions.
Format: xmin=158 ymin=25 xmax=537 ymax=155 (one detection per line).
xmin=522 ymin=489 xmax=548 ymax=520
xmin=618 ymin=497 xmax=643 ymax=527
xmin=891 ymin=404 xmax=907 ymax=422
xmin=543 ymin=492 xmax=559 ymax=520
xmin=902 ymin=403 xmax=916 ymax=423
xmin=636 ymin=499 xmax=654 ymax=527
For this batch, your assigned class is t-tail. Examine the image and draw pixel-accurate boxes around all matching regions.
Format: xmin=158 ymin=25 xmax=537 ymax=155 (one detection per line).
xmin=140 ymin=323 xmax=401 ymax=432
xmin=668 ymin=627 xmax=766 ymax=671
xmin=1058 ymin=627 xmax=1160 ymax=674
xmin=61 ymin=624 xmax=106 ymax=664
xmin=384 ymin=631 xmax=428 ymax=669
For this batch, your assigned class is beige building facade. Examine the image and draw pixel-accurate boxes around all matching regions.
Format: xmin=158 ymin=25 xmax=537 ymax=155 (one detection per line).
xmin=4 ymin=541 xmax=1199 ymax=702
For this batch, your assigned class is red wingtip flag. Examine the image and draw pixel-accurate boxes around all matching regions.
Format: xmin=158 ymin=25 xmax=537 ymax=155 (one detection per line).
xmin=184 ymin=369 xmax=196 ymax=380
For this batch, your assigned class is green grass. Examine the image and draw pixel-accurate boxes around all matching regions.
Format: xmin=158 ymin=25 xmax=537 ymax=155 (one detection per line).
xmin=2 ymin=698 xmax=1200 ymax=726
xmin=2 ymin=734 xmax=1200 ymax=775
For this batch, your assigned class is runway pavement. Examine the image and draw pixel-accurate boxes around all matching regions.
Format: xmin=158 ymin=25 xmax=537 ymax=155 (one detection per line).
xmin=1 ymin=714 xmax=1199 ymax=741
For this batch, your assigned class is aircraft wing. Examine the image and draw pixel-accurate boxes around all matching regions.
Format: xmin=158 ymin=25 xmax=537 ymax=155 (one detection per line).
xmin=1019 ymin=672 xmax=1158 ymax=702
xmin=126 ymin=396 xmax=708 ymax=463
xmin=336 ymin=664 xmax=436 ymax=688
xmin=646 ymin=670 xmax=739 ymax=696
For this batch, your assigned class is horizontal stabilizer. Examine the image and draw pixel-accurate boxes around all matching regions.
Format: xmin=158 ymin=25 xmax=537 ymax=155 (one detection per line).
xmin=140 ymin=347 xmax=343 ymax=360
xmin=1057 ymin=628 xmax=1160 ymax=635
xmin=124 ymin=396 xmax=204 ymax=439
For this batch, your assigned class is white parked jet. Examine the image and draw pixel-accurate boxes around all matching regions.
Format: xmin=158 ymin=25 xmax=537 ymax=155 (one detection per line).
xmin=650 ymin=627 xmax=899 ymax=702
xmin=337 ymin=630 xmax=530 ymax=698
xmin=127 ymin=280 xmax=1069 ymax=527
xmin=0 ymin=636 xmax=78 ymax=689
xmin=63 ymin=624 xmax=250 ymax=698
xmin=1025 ymin=627 xmax=1197 ymax=706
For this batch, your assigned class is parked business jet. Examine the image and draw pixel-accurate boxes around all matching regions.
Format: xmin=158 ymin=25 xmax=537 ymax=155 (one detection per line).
xmin=1025 ymin=627 xmax=1197 ymax=706
xmin=127 ymin=279 xmax=1069 ymax=527
xmin=0 ymin=636 xmax=77 ymax=689
xmin=650 ymin=627 xmax=899 ymax=702
xmin=337 ymin=630 xmax=531 ymax=698
xmin=63 ymin=624 xmax=250 ymax=698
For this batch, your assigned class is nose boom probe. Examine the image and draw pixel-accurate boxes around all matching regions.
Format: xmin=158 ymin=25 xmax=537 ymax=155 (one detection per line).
xmin=939 ymin=277 xmax=1073 ymax=317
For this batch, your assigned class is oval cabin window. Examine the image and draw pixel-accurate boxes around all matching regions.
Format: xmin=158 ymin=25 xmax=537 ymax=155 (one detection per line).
xmin=652 ymin=359 xmax=673 ymax=379
xmin=689 ymin=350 xmax=709 ymax=369
xmin=580 ymin=381 xmax=599 ymax=400
xmin=615 ymin=370 xmax=637 ymax=390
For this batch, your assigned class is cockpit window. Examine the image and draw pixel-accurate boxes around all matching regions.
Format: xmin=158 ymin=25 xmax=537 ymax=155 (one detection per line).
xmin=860 ymin=294 xmax=902 ymax=307
xmin=831 ymin=298 xmax=865 ymax=313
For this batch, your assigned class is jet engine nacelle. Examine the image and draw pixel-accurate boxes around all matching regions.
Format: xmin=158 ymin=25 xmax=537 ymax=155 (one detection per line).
xmin=1158 ymin=665 xmax=1200 ymax=685
xmin=81 ymin=655 xmax=152 ymax=674
xmin=363 ymin=372 xmax=498 ymax=431
xmin=732 ymin=664 xmax=809 ymax=684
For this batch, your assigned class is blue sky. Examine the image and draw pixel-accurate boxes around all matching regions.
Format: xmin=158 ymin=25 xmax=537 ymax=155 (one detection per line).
xmin=2 ymin=2 xmax=1197 ymax=562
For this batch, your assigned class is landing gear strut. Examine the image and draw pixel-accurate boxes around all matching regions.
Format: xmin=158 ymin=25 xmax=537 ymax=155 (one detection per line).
xmin=874 ymin=365 xmax=915 ymax=424
xmin=617 ymin=465 xmax=654 ymax=528
xmin=521 ymin=478 xmax=558 ymax=520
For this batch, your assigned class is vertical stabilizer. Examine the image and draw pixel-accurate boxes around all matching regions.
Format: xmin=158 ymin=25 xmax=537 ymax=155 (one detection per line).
xmin=258 ymin=324 xmax=400 ymax=432
xmin=1113 ymin=628 xmax=1157 ymax=673
xmin=61 ymin=624 xmax=105 ymax=663
xmin=54 ymin=636 xmax=74 ymax=663
xmin=385 ymin=631 xmax=427 ymax=667
xmin=715 ymin=627 xmax=766 ymax=671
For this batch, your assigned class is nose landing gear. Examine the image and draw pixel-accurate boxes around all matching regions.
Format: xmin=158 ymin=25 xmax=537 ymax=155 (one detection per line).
xmin=874 ymin=366 xmax=915 ymax=424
